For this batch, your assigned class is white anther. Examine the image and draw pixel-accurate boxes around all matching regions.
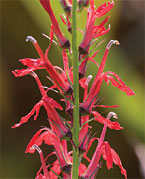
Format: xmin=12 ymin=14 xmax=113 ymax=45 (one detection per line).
xmin=26 ymin=36 xmax=37 ymax=43
xmin=106 ymin=40 xmax=120 ymax=50
xmin=106 ymin=112 xmax=118 ymax=120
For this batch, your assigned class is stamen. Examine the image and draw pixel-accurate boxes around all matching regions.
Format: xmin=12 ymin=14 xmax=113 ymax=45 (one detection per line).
xmin=41 ymin=86 xmax=59 ymax=93
xmin=30 ymin=71 xmax=37 ymax=78
xmin=42 ymin=33 xmax=58 ymax=45
xmin=106 ymin=112 xmax=118 ymax=120
xmin=33 ymin=145 xmax=50 ymax=179
xmin=106 ymin=40 xmax=120 ymax=49
xmin=26 ymin=36 xmax=37 ymax=44
xmin=33 ymin=144 xmax=41 ymax=152
xmin=85 ymin=75 xmax=92 ymax=86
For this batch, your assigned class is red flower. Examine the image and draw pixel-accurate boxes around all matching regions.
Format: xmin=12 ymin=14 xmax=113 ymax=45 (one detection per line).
xmin=40 ymin=0 xmax=70 ymax=48
xmin=80 ymin=40 xmax=135 ymax=114
xmin=26 ymin=128 xmax=72 ymax=175
xmin=13 ymin=36 xmax=72 ymax=95
xmin=12 ymin=0 xmax=134 ymax=178
xmin=26 ymin=127 xmax=88 ymax=177
xmin=79 ymin=0 xmax=113 ymax=55
xmin=81 ymin=112 xmax=127 ymax=178
xmin=12 ymin=73 xmax=71 ymax=139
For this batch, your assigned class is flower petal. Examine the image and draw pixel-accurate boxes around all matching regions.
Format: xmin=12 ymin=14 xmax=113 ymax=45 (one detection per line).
xmin=92 ymin=111 xmax=123 ymax=130
xmin=104 ymin=71 xmax=135 ymax=96
xmin=48 ymin=160 xmax=61 ymax=179
xmin=95 ymin=1 xmax=114 ymax=18
xmin=12 ymin=100 xmax=43 ymax=128
xmin=19 ymin=58 xmax=42 ymax=67
xmin=25 ymin=129 xmax=43 ymax=153
xmin=111 ymin=148 xmax=127 ymax=179
xmin=102 ymin=142 xmax=113 ymax=169
xmin=26 ymin=128 xmax=55 ymax=153
xmin=102 ymin=141 xmax=127 ymax=179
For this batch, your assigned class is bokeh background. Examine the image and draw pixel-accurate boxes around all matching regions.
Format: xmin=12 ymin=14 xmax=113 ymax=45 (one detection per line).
xmin=1 ymin=0 xmax=144 ymax=178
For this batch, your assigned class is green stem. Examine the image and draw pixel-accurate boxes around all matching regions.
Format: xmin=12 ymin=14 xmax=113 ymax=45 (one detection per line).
xmin=72 ymin=0 xmax=79 ymax=179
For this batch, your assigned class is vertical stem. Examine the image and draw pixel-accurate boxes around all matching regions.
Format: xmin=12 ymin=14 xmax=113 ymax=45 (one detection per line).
xmin=72 ymin=0 xmax=79 ymax=179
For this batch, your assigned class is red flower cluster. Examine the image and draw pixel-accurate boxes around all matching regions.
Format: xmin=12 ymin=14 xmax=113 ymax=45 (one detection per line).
xmin=12 ymin=0 xmax=135 ymax=178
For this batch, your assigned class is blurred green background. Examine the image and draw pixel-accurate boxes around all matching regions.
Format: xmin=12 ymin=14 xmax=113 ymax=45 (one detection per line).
xmin=1 ymin=0 xmax=144 ymax=178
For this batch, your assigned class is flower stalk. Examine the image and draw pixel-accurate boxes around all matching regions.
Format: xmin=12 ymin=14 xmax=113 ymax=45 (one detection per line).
xmin=72 ymin=0 xmax=79 ymax=178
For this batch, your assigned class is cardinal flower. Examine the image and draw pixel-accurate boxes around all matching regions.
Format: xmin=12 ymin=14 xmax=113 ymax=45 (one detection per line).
xmin=12 ymin=36 xmax=72 ymax=95
xmin=80 ymin=40 xmax=135 ymax=114
xmin=81 ymin=112 xmax=127 ymax=179
xmin=26 ymin=128 xmax=72 ymax=175
xmin=40 ymin=0 xmax=70 ymax=48
xmin=79 ymin=0 xmax=113 ymax=55
xmin=26 ymin=127 xmax=87 ymax=177
xmin=12 ymin=72 xmax=72 ymax=139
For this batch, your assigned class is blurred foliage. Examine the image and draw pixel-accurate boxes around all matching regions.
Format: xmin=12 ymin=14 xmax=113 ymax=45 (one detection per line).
xmin=1 ymin=0 xmax=144 ymax=178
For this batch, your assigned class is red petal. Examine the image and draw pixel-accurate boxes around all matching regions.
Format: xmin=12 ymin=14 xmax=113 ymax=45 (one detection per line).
xmin=35 ymin=173 xmax=45 ymax=179
xmin=79 ymin=163 xmax=87 ymax=176
xmin=92 ymin=111 xmax=123 ymax=130
xmin=25 ymin=129 xmax=43 ymax=153
xmin=95 ymin=1 xmax=114 ymax=18
xmin=102 ymin=142 xmax=113 ymax=169
xmin=94 ymin=25 xmax=110 ymax=38
xmin=91 ymin=50 xmax=100 ymax=58
xmin=45 ymin=25 xmax=54 ymax=58
xmin=94 ymin=104 xmax=120 ymax=108
xmin=104 ymin=72 xmax=135 ymax=96
xmin=83 ymin=137 xmax=98 ymax=163
xmin=19 ymin=58 xmax=42 ymax=67
xmin=12 ymin=100 xmax=43 ymax=128
xmin=93 ymin=16 xmax=109 ymax=35
xmin=45 ymin=97 xmax=63 ymax=110
xmin=79 ymin=78 xmax=87 ymax=88
xmin=48 ymin=160 xmax=61 ymax=179
xmin=102 ymin=142 xmax=127 ymax=178
xmin=60 ymin=14 xmax=67 ymax=25
xmin=12 ymin=68 xmax=33 ymax=77
xmin=12 ymin=61 xmax=43 ymax=77
xmin=26 ymin=128 xmax=55 ymax=153
xmin=111 ymin=148 xmax=127 ymax=179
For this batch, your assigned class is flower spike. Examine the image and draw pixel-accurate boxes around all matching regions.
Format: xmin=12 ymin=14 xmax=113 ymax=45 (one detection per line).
xmin=12 ymin=1 xmax=134 ymax=178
